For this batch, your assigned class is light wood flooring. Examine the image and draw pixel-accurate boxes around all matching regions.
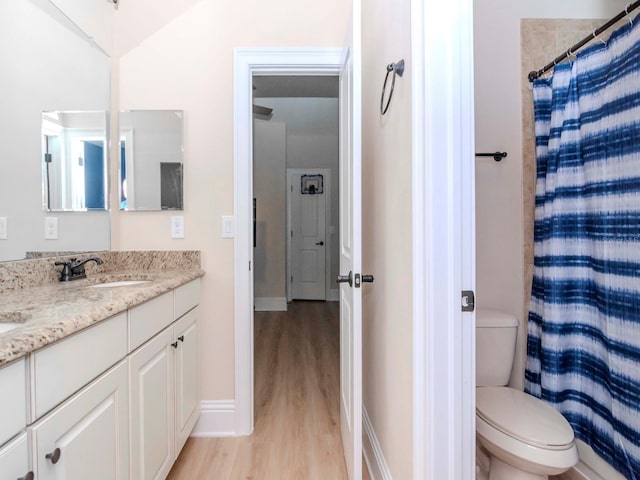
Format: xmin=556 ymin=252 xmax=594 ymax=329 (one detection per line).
xmin=168 ymin=301 xmax=370 ymax=480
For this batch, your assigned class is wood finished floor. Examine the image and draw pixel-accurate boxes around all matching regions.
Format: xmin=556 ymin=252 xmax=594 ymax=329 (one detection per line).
xmin=167 ymin=301 xmax=370 ymax=480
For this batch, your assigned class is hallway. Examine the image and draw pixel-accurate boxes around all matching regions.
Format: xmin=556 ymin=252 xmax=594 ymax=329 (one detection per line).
xmin=167 ymin=301 xmax=367 ymax=479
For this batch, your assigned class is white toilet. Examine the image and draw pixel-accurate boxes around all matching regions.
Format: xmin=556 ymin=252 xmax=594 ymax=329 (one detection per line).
xmin=476 ymin=309 xmax=579 ymax=480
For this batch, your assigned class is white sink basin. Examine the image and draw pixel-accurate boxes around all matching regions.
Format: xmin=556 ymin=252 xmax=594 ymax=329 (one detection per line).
xmin=89 ymin=280 xmax=151 ymax=288
xmin=0 ymin=323 xmax=19 ymax=335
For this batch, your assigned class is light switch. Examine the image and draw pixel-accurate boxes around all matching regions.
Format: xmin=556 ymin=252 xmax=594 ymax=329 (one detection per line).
xmin=171 ymin=216 xmax=184 ymax=239
xmin=0 ymin=217 xmax=7 ymax=240
xmin=222 ymin=216 xmax=234 ymax=238
xmin=45 ymin=217 xmax=58 ymax=240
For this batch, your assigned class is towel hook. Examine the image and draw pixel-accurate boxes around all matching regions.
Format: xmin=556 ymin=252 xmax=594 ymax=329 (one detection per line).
xmin=380 ymin=59 xmax=405 ymax=115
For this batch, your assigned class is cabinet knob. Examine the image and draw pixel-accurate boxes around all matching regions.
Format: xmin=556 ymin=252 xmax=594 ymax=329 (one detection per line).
xmin=45 ymin=447 xmax=61 ymax=464
xmin=17 ymin=472 xmax=34 ymax=480
xmin=178 ymin=335 xmax=185 ymax=342
xmin=171 ymin=341 xmax=179 ymax=348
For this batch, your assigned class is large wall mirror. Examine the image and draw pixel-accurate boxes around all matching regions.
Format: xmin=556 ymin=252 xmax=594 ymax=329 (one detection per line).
xmin=119 ymin=110 xmax=184 ymax=211
xmin=0 ymin=0 xmax=111 ymax=261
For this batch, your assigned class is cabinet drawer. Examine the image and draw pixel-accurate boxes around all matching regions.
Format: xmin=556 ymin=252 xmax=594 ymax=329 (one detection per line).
xmin=32 ymin=313 xmax=127 ymax=419
xmin=0 ymin=431 xmax=30 ymax=480
xmin=0 ymin=358 xmax=27 ymax=446
xmin=174 ymin=279 xmax=200 ymax=319
xmin=129 ymin=291 xmax=174 ymax=351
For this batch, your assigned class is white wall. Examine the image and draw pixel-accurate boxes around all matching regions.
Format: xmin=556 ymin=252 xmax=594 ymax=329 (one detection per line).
xmin=114 ymin=0 xmax=348 ymax=402
xmin=361 ymin=0 xmax=413 ymax=477
xmin=473 ymin=0 xmax=628 ymax=389
xmin=253 ymin=120 xmax=287 ymax=300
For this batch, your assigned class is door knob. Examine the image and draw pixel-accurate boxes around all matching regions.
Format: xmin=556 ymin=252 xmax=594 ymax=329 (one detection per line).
xmin=336 ymin=271 xmax=353 ymax=287
xmin=315 ymin=241 xmax=324 ymax=246
xmin=17 ymin=472 xmax=34 ymax=480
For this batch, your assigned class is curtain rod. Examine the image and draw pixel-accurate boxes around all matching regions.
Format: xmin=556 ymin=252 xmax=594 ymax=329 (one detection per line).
xmin=528 ymin=1 xmax=640 ymax=82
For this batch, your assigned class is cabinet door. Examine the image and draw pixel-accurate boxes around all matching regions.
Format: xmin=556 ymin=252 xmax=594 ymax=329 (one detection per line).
xmin=129 ymin=327 xmax=175 ymax=480
xmin=0 ymin=432 xmax=31 ymax=480
xmin=32 ymin=361 xmax=129 ymax=480
xmin=174 ymin=307 xmax=199 ymax=453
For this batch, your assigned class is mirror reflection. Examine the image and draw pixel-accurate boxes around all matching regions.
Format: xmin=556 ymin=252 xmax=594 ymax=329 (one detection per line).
xmin=119 ymin=110 xmax=184 ymax=211
xmin=42 ymin=111 xmax=108 ymax=211
xmin=0 ymin=0 xmax=111 ymax=261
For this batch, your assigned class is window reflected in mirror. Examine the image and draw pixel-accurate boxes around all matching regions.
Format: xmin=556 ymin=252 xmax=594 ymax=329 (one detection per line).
xmin=42 ymin=111 xmax=108 ymax=212
xmin=119 ymin=110 xmax=184 ymax=211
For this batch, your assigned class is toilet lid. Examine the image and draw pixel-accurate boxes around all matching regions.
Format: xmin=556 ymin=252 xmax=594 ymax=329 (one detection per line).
xmin=476 ymin=387 xmax=574 ymax=448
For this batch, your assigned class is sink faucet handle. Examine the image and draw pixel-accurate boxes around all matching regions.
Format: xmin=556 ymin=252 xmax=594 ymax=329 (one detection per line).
xmin=54 ymin=261 xmax=73 ymax=282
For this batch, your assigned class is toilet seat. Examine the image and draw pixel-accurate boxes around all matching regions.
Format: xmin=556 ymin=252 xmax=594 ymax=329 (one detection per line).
xmin=476 ymin=387 xmax=574 ymax=450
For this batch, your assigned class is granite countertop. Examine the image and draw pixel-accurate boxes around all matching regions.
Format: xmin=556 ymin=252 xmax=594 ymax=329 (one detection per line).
xmin=0 ymin=268 xmax=204 ymax=367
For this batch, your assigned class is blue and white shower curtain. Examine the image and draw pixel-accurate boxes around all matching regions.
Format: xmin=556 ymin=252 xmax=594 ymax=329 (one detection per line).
xmin=525 ymin=16 xmax=640 ymax=480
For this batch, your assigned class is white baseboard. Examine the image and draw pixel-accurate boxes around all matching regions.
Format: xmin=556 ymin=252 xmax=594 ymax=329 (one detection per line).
xmin=327 ymin=288 xmax=339 ymax=302
xmin=190 ymin=400 xmax=236 ymax=437
xmin=254 ymin=297 xmax=288 ymax=311
xmin=363 ymin=406 xmax=393 ymax=480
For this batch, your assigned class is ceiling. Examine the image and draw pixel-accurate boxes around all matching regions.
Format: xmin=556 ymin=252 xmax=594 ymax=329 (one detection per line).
xmin=253 ymin=76 xmax=339 ymax=98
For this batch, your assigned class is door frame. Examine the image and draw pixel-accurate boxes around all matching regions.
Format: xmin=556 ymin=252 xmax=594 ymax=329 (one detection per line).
xmin=233 ymin=47 xmax=344 ymax=435
xmin=286 ymin=168 xmax=331 ymax=303
xmin=411 ymin=0 xmax=476 ymax=478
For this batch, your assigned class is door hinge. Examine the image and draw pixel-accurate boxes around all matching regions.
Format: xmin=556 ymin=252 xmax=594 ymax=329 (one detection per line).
xmin=461 ymin=290 xmax=475 ymax=312
xmin=291 ymin=275 xmax=293 ymax=283
xmin=249 ymin=261 xmax=251 ymax=271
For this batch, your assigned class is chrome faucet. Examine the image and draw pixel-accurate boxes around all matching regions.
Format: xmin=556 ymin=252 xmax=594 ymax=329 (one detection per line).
xmin=55 ymin=256 xmax=104 ymax=282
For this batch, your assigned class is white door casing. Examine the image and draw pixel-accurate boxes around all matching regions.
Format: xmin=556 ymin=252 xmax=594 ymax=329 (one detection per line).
xmin=287 ymin=168 xmax=328 ymax=301
xmin=233 ymin=48 xmax=345 ymax=436
xmin=338 ymin=2 xmax=363 ymax=477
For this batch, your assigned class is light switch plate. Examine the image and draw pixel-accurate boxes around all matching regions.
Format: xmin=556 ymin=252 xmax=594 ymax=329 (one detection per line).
xmin=171 ymin=216 xmax=184 ymax=239
xmin=0 ymin=217 xmax=7 ymax=240
xmin=45 ymin=217 xmax=58 ymax=240
xmin=222 ymin=215 xmax=234 ymax=238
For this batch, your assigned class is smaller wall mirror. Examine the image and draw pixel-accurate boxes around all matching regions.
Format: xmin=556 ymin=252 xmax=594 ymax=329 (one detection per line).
xmin=119 ymin=110 xmax=184 ymax=211
xmin=42 ymin=111 xmax=108 ymax=211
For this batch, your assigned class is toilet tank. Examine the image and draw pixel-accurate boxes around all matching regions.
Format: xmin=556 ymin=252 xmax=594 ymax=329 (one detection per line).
xmin=476 ymin=309 xmax=519 ymax=387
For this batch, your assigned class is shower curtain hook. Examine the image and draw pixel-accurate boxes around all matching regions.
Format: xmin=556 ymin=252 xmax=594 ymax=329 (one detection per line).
xmin=626 ymin=3 xmax=634 ymax=24
xmin=592 ymin=29 xmax=606 ymax=45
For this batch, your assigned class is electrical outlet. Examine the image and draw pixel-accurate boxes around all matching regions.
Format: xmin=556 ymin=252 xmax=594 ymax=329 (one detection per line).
xmin=0 ymin=217 xmax=7 ymax=240
xmin=171 ymin=216 xmax=184 ymax=239
xmin=45 ymin=217 xmax=58 ymax=240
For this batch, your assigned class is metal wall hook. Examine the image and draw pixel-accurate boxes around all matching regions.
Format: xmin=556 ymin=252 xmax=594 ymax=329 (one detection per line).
xmin=380 ymin=59 xmax=405 ymax=115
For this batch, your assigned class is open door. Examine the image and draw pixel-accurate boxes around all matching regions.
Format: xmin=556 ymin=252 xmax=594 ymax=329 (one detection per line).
xmin=338 ymin=2 xmax=362 ymax=478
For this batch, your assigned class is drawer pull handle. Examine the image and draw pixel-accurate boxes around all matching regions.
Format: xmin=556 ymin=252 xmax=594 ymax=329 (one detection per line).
xmin=17 ymin=472 xmax=34 ymax=480
xmin=45 ymin=448 xmax=61 ymax=464
xmin=178 ymin=335 xmax=185 ymax=342
xmin=171 ymin=341 xmax=179 ymax=348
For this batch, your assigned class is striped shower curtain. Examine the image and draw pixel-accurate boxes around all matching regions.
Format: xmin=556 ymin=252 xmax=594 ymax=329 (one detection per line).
xmin=525 ymin=16 xmax=640 ymax=480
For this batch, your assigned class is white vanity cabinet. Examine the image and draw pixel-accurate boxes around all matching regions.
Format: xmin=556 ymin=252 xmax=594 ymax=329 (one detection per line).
xmin=31 ymin=361 xmax=129 ymax=480
xmin=0 ymin=277 xmax=200 ymax=480
xmin=129 ymin=280 xmax=200 ymax=480
xmin=0 ymin=358 xmax=31 ymax=480
xmin=0 ymin=432 xmax=31 ymax=480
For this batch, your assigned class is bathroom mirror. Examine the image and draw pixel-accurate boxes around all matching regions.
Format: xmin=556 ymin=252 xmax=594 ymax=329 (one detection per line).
xmin=0 ymin=0 xmax=111 ymax=261
xmin=42 ymin=111 xmax=108 ymax=212
xmin=119 ymin=110 xmax=184 ymax=211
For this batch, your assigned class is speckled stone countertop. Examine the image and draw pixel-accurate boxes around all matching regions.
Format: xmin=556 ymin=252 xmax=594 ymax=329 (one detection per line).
xmin=0 ymin=251 xmax=204 ymax=367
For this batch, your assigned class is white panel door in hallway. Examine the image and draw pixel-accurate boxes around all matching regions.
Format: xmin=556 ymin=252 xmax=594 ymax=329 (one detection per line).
xmin=338 ymin=4 xmax=363 ymax=477
xmin=288 ymin=169 xmax=328 ymax=301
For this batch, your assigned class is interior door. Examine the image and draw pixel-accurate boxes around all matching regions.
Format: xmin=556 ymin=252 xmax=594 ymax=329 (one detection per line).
xmin=338 ymin=3 xmax=362 ymax=478
xmin=288 ymin=169 xmax=327 ymax=301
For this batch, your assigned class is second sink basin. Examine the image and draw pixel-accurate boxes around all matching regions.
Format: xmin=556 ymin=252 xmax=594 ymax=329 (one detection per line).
xmin=89 ymin=280 xmax=151 ymax=288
